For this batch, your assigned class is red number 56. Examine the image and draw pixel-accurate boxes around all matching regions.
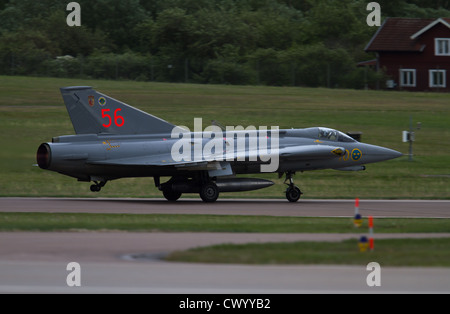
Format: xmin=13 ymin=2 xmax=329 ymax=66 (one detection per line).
xmin=102 ymin=108 xmax=125 ymax=127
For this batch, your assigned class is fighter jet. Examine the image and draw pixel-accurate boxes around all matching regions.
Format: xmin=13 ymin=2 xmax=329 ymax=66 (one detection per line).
xmin=36 ymin=86 xmax=402 ymax=202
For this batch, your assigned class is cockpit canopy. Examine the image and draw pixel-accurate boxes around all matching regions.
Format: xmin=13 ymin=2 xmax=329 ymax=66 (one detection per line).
xmin=318 ymin=127 xmax=356 ymax=142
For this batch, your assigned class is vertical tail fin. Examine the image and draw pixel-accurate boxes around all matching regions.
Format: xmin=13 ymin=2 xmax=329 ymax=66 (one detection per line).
xmin=60 ymin=86 xmax=175 ymax=135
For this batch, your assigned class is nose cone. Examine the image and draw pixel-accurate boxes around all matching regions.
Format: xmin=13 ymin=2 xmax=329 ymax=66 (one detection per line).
xmin=364 ymin=145 xmax=403 ymax=162
xmin=380 ymin=147 xmax=403 ymax=161
xmin=356 ymin=143 xmax=403 ymax=164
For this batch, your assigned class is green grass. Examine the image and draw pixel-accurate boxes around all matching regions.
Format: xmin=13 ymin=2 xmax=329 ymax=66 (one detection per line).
xmin=1 ymin=212 xmax=449 ymax=233
xmin=165 ymin=238 xmax=450 ymax=267
xmin=1 ymin=212 xmax=448 ymax=266
xmin=1 ymin=75 xmax=449 ymax=198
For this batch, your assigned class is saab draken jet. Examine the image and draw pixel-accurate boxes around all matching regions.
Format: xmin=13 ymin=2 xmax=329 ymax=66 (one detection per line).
xmin=36 ymin=87 xmax=402 ymax=202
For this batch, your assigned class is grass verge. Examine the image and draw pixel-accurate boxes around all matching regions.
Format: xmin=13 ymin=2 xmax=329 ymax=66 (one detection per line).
xmin=0 ymin=212 xmax=449 ymax=233
xmin=2 ymin=212 xmax=449 ymax=267
xmin=165 ymin=238 xmax=450 ymax=267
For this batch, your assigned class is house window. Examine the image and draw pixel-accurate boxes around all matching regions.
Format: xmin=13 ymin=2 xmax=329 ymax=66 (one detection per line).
xmin=429 ymin=69 xmax=446 ymax=87
xmin=399 ymin=69 xmax=416 ymax=87
xmin=435 ymin=38 xmax=450 ymax=56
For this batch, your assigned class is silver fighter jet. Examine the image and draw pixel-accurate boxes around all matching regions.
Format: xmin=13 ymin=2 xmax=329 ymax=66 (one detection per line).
xmin=36 ymin=87 xmax=402 ymax=202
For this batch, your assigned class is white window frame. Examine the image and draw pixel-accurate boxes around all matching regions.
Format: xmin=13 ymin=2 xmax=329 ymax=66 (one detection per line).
xmin=399 ymin=69 xmax=416 ymax=87
xmin=435 ymin=38 xmax=450 ymax=56
xmin=429 ymin=69 xmax=446 ymax=88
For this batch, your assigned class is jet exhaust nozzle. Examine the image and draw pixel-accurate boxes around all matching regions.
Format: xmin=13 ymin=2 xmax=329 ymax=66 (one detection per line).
xmin=36 ymin=143 xmax=51 ymax=169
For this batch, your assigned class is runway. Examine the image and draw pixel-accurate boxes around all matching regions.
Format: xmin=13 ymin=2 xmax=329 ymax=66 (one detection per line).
xmin=1 ymin=232 xmax=450 ymax=294
xmin=0 ymin=198 xmax=449 ymax=294
xmin=1 ymin=197 xmax=450 ymax=217
xmin=2 ymin=260 xmax=449 ymax=294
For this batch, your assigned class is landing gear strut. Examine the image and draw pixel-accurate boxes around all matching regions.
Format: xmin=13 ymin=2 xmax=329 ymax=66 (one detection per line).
xmin=90 ymin=181 xmax=106 ymax=192
xmin=284 ymin=171 xmax=302 ymax=202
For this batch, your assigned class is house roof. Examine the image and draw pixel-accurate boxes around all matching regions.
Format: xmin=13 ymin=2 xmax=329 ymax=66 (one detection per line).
xmin=357 ymin=59 xmax=377 ymax=67
xmin=365 ymin=17 xmax=450 ymax=52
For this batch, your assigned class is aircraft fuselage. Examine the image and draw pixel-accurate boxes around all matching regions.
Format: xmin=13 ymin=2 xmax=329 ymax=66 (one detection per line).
xmin=38 ymin=127 xmax=401 ymax=181
xmin=36 ymin=86 xmax=402 ymax=202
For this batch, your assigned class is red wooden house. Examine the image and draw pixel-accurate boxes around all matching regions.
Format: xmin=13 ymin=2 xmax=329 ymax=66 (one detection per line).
xmin=365 ymin=17 xmax=450 ymax=91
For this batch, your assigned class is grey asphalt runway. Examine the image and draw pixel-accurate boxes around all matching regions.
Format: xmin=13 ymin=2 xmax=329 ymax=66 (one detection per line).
xmin=2 ymin=260 xmax=449 ymax=294
xmin=1 ymin=197 xmax=450 ymax=217
xmin=1 ymin=232 xmax=450 ymax=293
xmin=0 ymin=198 xmax=449 ymax=294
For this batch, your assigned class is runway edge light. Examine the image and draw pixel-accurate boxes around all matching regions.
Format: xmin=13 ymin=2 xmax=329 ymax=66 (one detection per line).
xmin=369 ymin=216 xmax=374 ymax=251
xmin=358 ymin=236 xmax=369 ymax=252
xmin=353 ymin=198 xmax=362 ymax=227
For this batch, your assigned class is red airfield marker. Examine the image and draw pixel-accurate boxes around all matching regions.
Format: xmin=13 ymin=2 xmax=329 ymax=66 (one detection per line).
xmin=353 ymin=198 xmax=362 ymax=227
xmin=368 ymin=216 xmax=374 ymax=250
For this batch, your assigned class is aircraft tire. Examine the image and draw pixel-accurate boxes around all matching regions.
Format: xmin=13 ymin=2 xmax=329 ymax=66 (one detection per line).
xmin=286 ymin=186 xmax=301 ymax=202
xmin=200 ymin=182 xmax=219 ymax=203
xmin=90 ymin=184 xmax=101 ymax=192
xmin=162 ymin=188 xmax=182 ymax=201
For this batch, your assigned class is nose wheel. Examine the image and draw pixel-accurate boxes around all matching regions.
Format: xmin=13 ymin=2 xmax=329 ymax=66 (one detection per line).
xmin=286 ymin=185 xmax=302 ymax=202
xmin=90 ymin=180 xmax=106 ymax=192
xmin=284 ymin=171 xmax=302 ymax=202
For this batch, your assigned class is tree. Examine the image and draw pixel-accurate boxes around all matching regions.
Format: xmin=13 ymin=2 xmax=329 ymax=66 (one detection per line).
xmin=0 ymin=29 xmax=56 ymax=75
xmin=0 ymin=0 xmax=64 ymax=32
xmin=77 ymin=0 xmax=148 ymax=50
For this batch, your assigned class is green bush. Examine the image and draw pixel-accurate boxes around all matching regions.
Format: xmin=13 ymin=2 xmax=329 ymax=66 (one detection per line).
xmin=84 ymin=52 xmax=152 ymax=80
xmin=202 ymin=59 xmax=257 ymax=85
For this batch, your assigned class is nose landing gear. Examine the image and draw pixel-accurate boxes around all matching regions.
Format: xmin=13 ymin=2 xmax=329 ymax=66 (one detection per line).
xmin=90 ymin=180 xmax=106 ymax=192
xmin=284 ymin=171 xmax=302 ymax=202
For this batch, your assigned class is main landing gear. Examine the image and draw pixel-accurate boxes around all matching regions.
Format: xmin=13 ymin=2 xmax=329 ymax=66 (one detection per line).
xmin=156 ymin=175 xmax=220 ymax=203
xmin=284 ymin=171 xmax=302 ymax=202
xmin=157 ymin=176 xmax=183 ymax=202
xmin=199 ymin=181 xmax=219 ymax=203
xmin=90 ymin=180 xmax=107 ymax=192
